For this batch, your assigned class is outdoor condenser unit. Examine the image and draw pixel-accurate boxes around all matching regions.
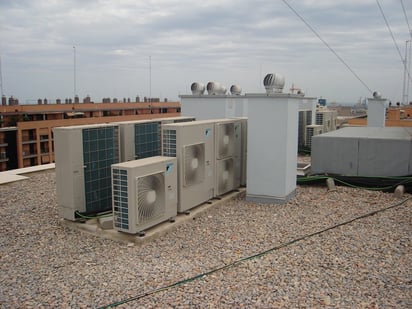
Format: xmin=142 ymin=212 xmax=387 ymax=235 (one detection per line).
xmin=54 ymin=123 xmax=120 ymax=221
xmin=111 ymin=156 xmax=177 ymax=235
xmin=162 ymin=120 xmax=216 ymax=212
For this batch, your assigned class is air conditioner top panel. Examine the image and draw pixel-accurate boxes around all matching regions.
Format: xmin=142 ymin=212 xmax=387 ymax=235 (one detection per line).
xmin=162 ymin=119 xmax=216 ymax=128
xmin=306 ymin=124 xmax=323 ymax=129
xmin=113 ymin=119 xmax=162 ymax=125
xmin=212 ymin=118 xmax=242 ymax=124
xmin=113 ymin=116 xmax=195 ymax=126
xmin=53 ymin=123 xmax=118 ymax=131
xmin=159 ymin=116 xmax=196 ymax=122
xmin=111 ymin=156 xmax=176 ymax=169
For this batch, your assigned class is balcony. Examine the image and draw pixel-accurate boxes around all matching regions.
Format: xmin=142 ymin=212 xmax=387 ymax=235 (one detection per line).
xmin=22 ymin=152 xmax=38 ymax=159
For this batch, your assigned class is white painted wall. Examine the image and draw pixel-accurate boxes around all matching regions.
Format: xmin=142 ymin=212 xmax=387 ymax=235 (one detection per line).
xmin=367 ymin=97 xmax=387 ymax=127
xmin=245 ymin=93 xmax=301 ymax=204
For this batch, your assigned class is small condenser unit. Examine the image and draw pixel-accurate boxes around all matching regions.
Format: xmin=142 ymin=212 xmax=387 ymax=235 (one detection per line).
xmin=214 ymin=119 xmax=242 ymax=195
xmin=305 ymin=124 xmax=323 ymax=149
xmin=238 ymin=117 xmax=248 ymax=187
xmin=111 ymin=156 xmax=177 ymax=234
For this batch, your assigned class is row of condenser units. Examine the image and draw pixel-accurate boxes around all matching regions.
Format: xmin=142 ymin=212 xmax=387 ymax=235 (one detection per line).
xmin=54 ymin=116 xmax=247 ymax=234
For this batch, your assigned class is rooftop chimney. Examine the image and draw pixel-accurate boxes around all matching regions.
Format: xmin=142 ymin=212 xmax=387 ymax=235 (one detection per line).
xmin=367 ymin=91 xmax=386 ymax=127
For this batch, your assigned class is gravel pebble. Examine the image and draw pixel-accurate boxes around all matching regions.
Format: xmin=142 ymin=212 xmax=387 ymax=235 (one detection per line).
xmin=0 ymin=170 xmax=410 ymax=308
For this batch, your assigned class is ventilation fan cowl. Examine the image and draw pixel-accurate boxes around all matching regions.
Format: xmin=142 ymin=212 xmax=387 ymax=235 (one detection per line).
xmin=207 ymin=82 xmax=227 ymax=95
xmin=230 ymin=85 xmax=242 ymax=95
xmin=263 ymin=73 xmax=285 ymax=94
xmin=191 ymin=82 xmax=205 ymax=95
xmin=372 ymin=91 xmax=382 ymax=99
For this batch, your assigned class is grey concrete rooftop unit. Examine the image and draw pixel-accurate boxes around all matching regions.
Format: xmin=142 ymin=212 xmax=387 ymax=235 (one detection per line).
xmin=311 ymin=127 xmax=412 ymax=177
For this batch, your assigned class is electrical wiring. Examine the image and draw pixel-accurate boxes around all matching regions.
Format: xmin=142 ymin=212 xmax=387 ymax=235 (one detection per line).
xmin=297 ymin=175 xmax=412 ymax=191
xmin=281 ymin=0 xmax=373 ymax=94
xmin=74 ymin=211 xmax=112 ymax=220
xmin=400 ymin=0 xmax=411 ymax=36
xmin=97 ymin=197 xmax=411 ymax=308
xmin=376 ymin=0 xmax=412 ymax=84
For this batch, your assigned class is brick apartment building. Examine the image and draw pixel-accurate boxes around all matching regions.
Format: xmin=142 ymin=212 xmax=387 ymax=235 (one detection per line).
xmin=346 ymin=106 xmax=412 ymax=127
xmin=0 ymin=99 xmax=181 ymax=171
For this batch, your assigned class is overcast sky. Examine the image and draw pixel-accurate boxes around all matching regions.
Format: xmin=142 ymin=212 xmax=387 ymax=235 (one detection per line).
xmin=1 ymin=0 xmax=411 ymax=104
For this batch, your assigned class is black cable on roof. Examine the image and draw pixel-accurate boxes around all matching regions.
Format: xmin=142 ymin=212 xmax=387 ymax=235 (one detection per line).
xmin=98 ymin=196 xmax=411 ymax=308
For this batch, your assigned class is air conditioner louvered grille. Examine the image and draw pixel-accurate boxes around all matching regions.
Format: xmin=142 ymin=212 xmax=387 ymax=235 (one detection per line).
xmin=134 ymin=122 xmax=161 ymax=159
xmin=112 ymin=168 xmax=129 ymax=230
xmin=82 ymin=126 xmax=119 ymax=214
xmin=136 ymin=172 xmax=165 ymax=224
xmin=163 ymin=129 xmax=177 ymax=157
xmin=183 ymin=143 xmax=205 ymax=187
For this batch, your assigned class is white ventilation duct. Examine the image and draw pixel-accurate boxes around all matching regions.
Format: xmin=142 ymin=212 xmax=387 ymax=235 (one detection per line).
xmin=263 ymin=73 xmax=285 ymax=94
xmin=206 ymin=82 xmax=227 ymax=95
xmin=230 ymin=85 xmax=242 ymax=95
xmin=191 ymin=82 xmax=205 ymax=95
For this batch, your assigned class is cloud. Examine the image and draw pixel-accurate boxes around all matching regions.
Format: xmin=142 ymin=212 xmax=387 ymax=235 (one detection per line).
xmin=0 ymin=0 xmax=411 ymax=103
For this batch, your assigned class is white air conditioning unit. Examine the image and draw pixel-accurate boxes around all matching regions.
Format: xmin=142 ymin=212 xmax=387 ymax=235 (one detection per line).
xmin=162 ymin=116 xmax=196 ymax=124
xmin=162 ymin=120 xmax=215 ymax=213
xmin=298 ymin=111 xmax=312 ymax=148
xmin=215 ymin=157 xmax=235 ymax=195
xmin=214 ymin=119 xmax=242 ymax=195
xmin=111 ymin=156 xmax=177 ymax=234
xmin=117 ymin=117 xmax=196 ymax=162
xmin=237 ymin=117 xmax=248 ymax=187
xmin=54 ymin=123 xmax=120 ymax=221
xmin=215 ymin=121 xmax=235 ymax=159
xmin=305 ymin=124 xmax=323 ymax=149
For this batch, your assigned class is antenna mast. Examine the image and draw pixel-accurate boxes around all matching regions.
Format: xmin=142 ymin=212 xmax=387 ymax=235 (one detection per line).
xmin=149 ymin=55 xmax=152 ymax=104
xmin=73 ymin=46 xmax=77 ymax=100
xmin=0 ymin=55 xmax=4 ymax=97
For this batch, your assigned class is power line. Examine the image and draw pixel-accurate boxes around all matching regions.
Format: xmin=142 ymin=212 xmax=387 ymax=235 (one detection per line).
xmin=400 ymin=0 xmax=411 ymax=36
xmin=376 ymin=0 xmax=412 ymax=96
xmin=376 ymin=0 xmax=404 ymax=65
xmin=281 ymin=0 xmax=373 ymax=94
xmin=401 ymin=0 xmax=412 ymax=104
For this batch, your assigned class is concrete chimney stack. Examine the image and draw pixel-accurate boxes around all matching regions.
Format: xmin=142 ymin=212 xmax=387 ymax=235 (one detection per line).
xmin=367 ymin=92 xmax=387 ymax=127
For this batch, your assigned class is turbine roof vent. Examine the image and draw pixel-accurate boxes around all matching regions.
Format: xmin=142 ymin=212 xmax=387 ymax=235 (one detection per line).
xmin=372 ymin=91 xmax=382 ymax=99
xmin=263 ymin=73 xmax=285 ymax=94
xmin=191 ymin=82 xmax=205 ymax=95
xmin=206 ymin=82 xmax=227 ymax=95
xmin=230 ymin=84 xmax=242 ymax=95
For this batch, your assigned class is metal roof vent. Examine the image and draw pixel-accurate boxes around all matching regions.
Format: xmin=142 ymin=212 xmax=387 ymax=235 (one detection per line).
xmin=372 ymin=91 xmax=381 ymax=99
xmin=263 ymin=73 xmax=285 ymax=94
xmin=191 ymin=82 xmax=205 ymax=95
xmin=230 ymin=85 xmax=242 ymax=95
xmin=206 ymin=82 xmax=227 ymax=95
xmin=297 ymin=89 xmax=305 ymax=96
